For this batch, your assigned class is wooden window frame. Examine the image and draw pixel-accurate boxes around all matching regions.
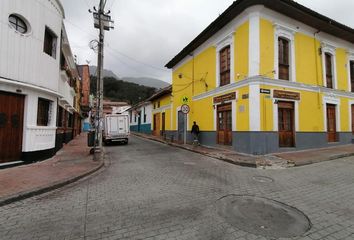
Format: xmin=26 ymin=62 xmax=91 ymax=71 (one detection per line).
xmin=325 ymin=52 xmax=334 ymax=89
xmin=219 ymin=45 xmax=231 ymax=87
xmin=278 ymin=37 xmax=290 ymax=80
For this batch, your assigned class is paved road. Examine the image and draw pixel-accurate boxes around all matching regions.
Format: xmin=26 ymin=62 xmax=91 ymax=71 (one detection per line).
xmin=1 ymin=136 xmax=354 ymax=240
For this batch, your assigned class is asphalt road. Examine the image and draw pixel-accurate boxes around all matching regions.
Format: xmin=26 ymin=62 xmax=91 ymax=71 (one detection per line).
xmin=1 ymin=136 xmax=354 ymax=240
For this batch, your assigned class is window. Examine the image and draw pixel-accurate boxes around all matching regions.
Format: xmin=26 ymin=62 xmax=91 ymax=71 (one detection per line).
xmin=325 ymin=53 xmax=333 ymax=89
xmin=57 ymin=106 xmax=64 ymax=127
xmin=134 ymin=114 xmax=137 ymax=122
xmin=143 ymin=107 xmax=147 ymax=123
xmin=350 ymin=61 xmax=354 ymax=92
xmin=43 ymin=27 xmax=57 ymax=58
xmin=157 ymin=101 xmax=160 ymax=108
xmin=67 ymin=113 xmax=73 ymax=128
xmin=129 ymin=112 xmax=132 ymax=123
xmin=278 ymin=37 xmax=290 ymax=80
xmin=8 ymin=14 xmax=28 ymax=34
xmin=37 ymin=98 xmax=51 ymax=126
xmin=219 ymin=46 xmax=231 ymax=86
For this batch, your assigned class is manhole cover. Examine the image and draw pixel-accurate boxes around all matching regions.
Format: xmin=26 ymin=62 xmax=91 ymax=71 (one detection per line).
xmin=216 ymin=195 xmax=311 ymax=238
xmin=252 ymin=175 xmax=274 ymax=183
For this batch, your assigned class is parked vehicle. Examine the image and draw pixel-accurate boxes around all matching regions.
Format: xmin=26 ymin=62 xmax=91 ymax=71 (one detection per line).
xmin=103 ymin=114 xmax=130 ymax=144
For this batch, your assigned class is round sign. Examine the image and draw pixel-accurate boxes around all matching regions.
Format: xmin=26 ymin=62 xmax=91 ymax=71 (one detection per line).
xmin=181 ymin=104 xmax=190 ymax=114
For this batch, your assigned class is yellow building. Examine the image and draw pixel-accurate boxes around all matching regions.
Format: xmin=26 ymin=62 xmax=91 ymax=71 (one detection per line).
xmin=165 ymin=0 xmax=354 ymax=154
xmin=147 ymin=86 xmax=172 ymax=137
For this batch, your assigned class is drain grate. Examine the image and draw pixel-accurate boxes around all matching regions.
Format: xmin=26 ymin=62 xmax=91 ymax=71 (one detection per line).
xmin=216 ymin=195 xmax=311 ymax=238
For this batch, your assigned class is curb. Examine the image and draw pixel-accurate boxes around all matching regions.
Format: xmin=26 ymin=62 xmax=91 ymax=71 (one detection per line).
xmin=0 ymin=158 xmax=104 ymax=207
xmin=289 ymin=152 xmax=354 ymax=166
xmin=133 ymin=133 xmax=257 ymax=168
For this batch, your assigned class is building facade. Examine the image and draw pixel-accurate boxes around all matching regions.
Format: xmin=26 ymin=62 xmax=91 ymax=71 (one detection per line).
xmin=165 ymin=0 xmax=354 ymax=154
xmin=55 ymin=23 xmax=81 ymax=153
xmin=129 ymin=102 xmax=153 ymax=134
xmin=0 ymin=0 xmax=67 ymax=163
xmin=148 ymin=86 xmax=172 ymax=138
xmin=77 ymin=65 xmax=91 ymax=132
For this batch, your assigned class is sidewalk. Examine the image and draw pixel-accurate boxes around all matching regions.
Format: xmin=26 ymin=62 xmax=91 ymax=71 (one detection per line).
xmin=0 ymin=133 xmax=103 ymax=206
xmin=133 ymin=132 xmax=354 ymax=168
xmin=274 ymin=144 xmax=354 ymax=166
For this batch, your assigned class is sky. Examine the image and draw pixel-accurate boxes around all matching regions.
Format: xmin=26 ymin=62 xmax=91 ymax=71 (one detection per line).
xmin=61 ymin=0 xmax=354 ymax=83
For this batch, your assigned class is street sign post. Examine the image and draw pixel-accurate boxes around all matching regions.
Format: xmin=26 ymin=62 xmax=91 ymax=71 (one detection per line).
xmin=181 ymin=104 xmax=190 ymax=144
xmin=181 ymin=104 xmax=190 ymax=114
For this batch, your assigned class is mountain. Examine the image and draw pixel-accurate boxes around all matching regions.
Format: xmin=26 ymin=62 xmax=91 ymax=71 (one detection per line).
xmin=89 ymin=66 xmax=119 ymax=79
xmin=122 ymin=77 xmax=169 ymax=89
xmin=89 ymin=66 xmax=170 ymax=89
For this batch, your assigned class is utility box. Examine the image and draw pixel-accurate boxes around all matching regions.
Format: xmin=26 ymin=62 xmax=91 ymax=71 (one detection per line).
xmin=87 ymin=130 xmax=95 ymax=147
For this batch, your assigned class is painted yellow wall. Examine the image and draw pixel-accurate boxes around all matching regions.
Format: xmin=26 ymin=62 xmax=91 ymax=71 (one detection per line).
xmin=236 ymin=86 xmax=249 ymax=131
xmin=259 ymin=88 xmax=273 ymax=131
xmin=235 ymin=21 xmax=249 ymax=81
xmin=295 ymin=33 xmax=323 ymax=86
xmin=340 ymin=98 xmax=350 ymax=132
xmin=193 ymin=47 xmax=217 ymax=96
xmin=165 ymin=109 xmax=171 ymax=131
xmin=336 ymin=49 xmax=349 ymax=91
xmin=260 ymin=18 xmax=275 ymax=78
xmin=192 ymin=97 xmax=215 ymax=131
xmin=260 ymin=85 xmax=324 ymax=132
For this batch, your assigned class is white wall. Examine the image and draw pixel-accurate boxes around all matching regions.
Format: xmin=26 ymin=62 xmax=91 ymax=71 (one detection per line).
xmin=0 ymin=0 xmax=64 ymax=153
xmin=0 ymin=0 xmax=64 ymax=92
xmin=130 ymin=104 xmax=153 ymax=126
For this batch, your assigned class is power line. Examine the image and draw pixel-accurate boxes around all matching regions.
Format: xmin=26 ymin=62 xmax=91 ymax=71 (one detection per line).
xmin=64 ymin=18 xmax=170 ymax=74
xmin=106 ymin=46 xmax=171 ymax=72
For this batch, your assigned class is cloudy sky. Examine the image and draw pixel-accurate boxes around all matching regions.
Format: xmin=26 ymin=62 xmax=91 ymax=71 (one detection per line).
xmin=61 ymin=0 xmax=354 ymax=83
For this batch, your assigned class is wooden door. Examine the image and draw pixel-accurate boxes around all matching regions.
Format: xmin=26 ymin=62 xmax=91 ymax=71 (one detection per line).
xmin=327 ymin=104 xmax=337 ymax=142
xmin=153 ymin=113 xmax=160 ymax=136
xmin=217 ymin=104 xmax=232 ymax=145
xmin=278 ymin=101 xmax=295 ymax=147
xmin=0 ymin=91 xmax=25 ymax=163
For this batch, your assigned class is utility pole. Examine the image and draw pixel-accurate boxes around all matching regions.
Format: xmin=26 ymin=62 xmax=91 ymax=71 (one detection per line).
xmin=89 ymin=0 xmax=114 ymax=154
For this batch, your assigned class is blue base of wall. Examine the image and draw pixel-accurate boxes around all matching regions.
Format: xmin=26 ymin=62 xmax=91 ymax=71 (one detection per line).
xmin=163 ymin=131 xmax=354 ymax=155
xmin=131 ymin=124 xmax=152 ymax=134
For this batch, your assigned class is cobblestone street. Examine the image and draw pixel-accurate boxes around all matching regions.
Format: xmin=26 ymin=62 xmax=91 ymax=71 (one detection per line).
xmin=1 ymin=136 xmax=354 ymax=240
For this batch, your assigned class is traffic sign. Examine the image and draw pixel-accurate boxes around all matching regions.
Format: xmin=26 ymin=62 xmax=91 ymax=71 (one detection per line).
xmin=181 ymin=104 xmax=190 ymax=114
xmin=181 ymin=96 xmax=189 ymax=104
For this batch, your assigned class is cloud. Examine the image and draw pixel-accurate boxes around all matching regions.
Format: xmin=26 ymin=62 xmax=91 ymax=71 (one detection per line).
xmin=61 ymin=0 xmax=354 ymax=83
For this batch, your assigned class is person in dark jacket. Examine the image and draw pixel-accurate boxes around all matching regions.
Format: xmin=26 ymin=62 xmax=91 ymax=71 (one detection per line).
xmin=191 ymin=121 xmax=200 ymax=145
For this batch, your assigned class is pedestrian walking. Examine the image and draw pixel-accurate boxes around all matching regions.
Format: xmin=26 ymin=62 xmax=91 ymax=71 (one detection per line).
xmin=191 ymin=121 xmax=200 ymax=145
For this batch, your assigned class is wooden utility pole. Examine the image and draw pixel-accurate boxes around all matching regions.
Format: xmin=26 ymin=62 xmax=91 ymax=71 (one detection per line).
xmin=90 ymin=0 xmax=114 ymax=153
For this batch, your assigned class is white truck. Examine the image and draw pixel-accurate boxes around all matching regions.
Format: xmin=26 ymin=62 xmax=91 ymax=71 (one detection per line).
xmin=103 ymin=114 xmax=130 ymax=144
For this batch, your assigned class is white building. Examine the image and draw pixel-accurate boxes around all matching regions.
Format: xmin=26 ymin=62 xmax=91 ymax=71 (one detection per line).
xmin=0 ymin=0 xmax=75 ymax=164
xmin=129 ymin=102 xmax=153 ymax=134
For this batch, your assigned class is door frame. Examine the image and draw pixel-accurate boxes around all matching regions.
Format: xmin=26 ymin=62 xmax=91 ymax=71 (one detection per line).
xmin=273 ymin=99 xmax=299 ymax=132
xmin=323 ymin=97 xmax=340 ymax=137
xmin=348 ymin=100 xmax=354 ymax=133
xmin=216 ymin=103 xmax=233 ymax=145
xmin=277 ymin=101 xmax=295 ymax=147
xmin=0 ymin=91 xmax=25 ymax=163
xmin=326 ymin=103 xmax=338 ymax=142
